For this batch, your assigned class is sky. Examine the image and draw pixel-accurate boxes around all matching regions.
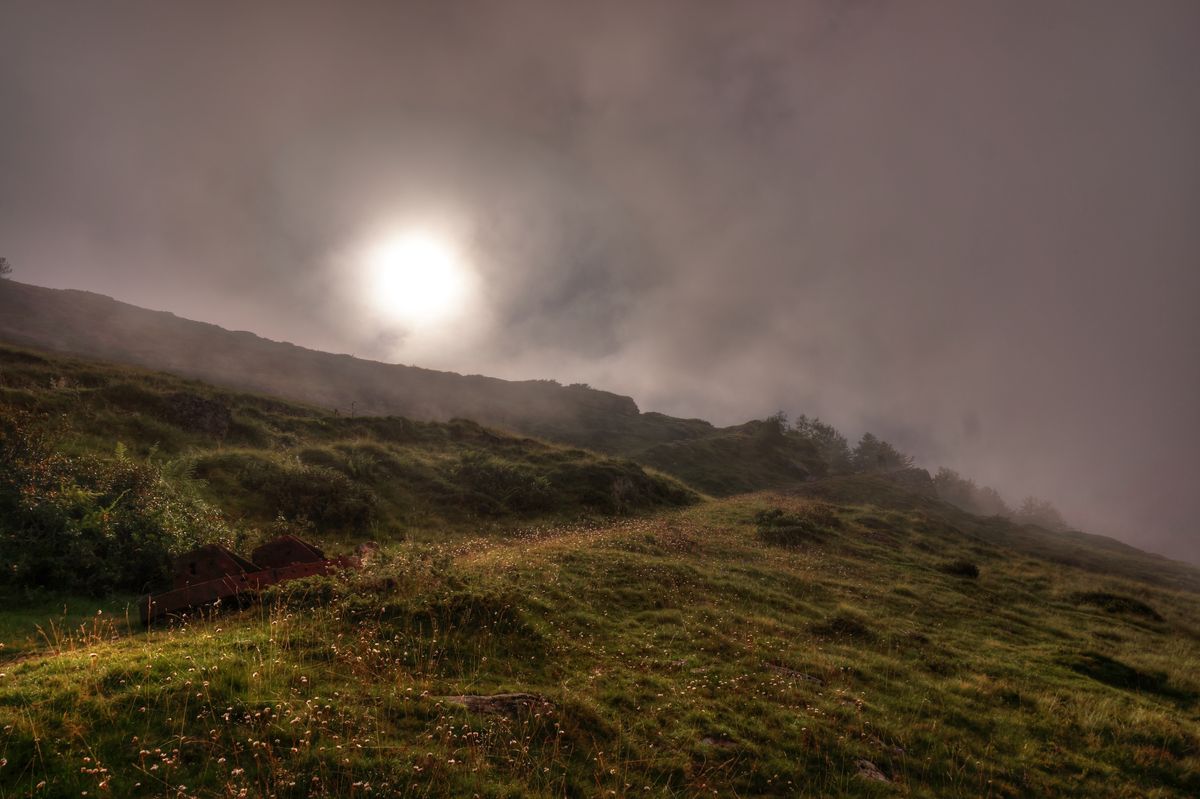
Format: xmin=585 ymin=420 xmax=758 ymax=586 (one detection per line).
xmin=1 ymin=1 xmax=1198 ymax=561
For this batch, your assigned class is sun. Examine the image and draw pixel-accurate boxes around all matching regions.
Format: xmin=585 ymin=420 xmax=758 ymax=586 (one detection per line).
xmin=366 ymin=232 xmax=469 ymax=326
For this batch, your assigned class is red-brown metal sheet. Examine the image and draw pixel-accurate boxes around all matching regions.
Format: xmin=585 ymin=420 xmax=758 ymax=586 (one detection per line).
xmin=251 ymin=534 xmax=326 ymax=569
xmin=141 ymin=537 xmax=362 ymax=626
xmin=171 ymin=544 xmax=258 ymax=590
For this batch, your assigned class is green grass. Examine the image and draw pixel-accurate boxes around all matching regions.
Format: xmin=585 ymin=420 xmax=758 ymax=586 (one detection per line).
xmin=0 ymin=344 xmax=695 ymax=548
xmin=0 ymin=594 xmax=138 ymax=660
xmin=2 ymin=495 xmax=1198 ymax=797
xmin=2 ymin=343 xmax=1199 ymax=796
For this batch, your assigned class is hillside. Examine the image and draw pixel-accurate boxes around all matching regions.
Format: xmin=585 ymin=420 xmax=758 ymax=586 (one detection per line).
xmin=3 ymin=494 xmax=1199 ymax=796
xmin=794 ymin=475 xmax=1200 ymax=594
xmin=0 ymin=343 xmax=694 ymax=551
xmin=0 ymin=281 xmax=825 ymax=493
xmin=1 ymin=343 xmax=1199 ymax=796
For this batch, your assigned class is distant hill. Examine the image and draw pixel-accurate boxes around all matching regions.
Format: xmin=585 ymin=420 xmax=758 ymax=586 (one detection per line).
xmin=0 ymin=280 xmax=823 ymax=493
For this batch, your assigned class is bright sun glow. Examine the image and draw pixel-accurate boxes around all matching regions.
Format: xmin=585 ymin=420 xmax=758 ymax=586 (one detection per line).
xmin=367 ymin=232 xmax=468 ymax=326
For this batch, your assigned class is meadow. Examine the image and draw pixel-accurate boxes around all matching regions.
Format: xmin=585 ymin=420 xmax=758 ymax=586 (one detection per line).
xmin=3 ymin=493 xmax=1199 ymax=797
xmin=1 ymin=345 xmax=1198 ymax=797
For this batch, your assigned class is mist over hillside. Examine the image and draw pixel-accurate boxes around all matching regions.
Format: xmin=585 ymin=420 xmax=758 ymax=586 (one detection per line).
xmin=0 ymin=281 xmax=836 ymax=495
xmin=0 ymin=278 xmax=1186 ymax=564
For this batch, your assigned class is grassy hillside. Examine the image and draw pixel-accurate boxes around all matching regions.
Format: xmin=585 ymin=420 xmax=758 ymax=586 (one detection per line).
xmin=636 ymin=420 xmax=823 ymax=496
xmin=0 ymin=344 xmax=694 ymax=598
xmin=794 ymin=474 xmax=1200 ymax=593
xmin=0 ymin=281 xmax=822 ymax=495
xmin=2 ymin=343 xmax=1199 ymax=797
xmin=2 ymin=493 xmax=1198 ymax=797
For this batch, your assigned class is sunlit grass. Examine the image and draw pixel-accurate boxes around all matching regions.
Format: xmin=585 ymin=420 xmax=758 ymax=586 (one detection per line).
xmin=2 ymin=494 xmax=1197 ymax=797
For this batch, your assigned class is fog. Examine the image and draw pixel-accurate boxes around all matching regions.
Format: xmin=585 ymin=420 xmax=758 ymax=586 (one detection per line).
xmin=1 ymin=1 xmax=1198 ymax=561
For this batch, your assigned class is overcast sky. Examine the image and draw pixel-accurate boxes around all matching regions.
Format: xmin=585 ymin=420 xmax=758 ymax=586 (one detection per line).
xmin=1 ymin=1 xmax=1198 ymax=561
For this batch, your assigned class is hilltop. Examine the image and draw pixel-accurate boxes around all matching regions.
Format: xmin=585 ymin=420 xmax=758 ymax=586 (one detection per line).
xmin=0 ymin=281 xmax=824 ymax=494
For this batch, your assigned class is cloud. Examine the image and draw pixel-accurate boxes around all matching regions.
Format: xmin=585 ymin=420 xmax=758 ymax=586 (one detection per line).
xmin=1 ymin=0 xmax=1198 ymax=560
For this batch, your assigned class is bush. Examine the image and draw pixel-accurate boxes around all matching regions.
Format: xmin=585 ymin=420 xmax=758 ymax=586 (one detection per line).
xmin=194 ymin=452 xmax=377 ymax=532
xmin=940 ymin=559 xmax=980 ymax=579
xmin=0 ymin=413 xmax=232 ymax=594
xmin=452 ymin=452 xmax=553 ymax=515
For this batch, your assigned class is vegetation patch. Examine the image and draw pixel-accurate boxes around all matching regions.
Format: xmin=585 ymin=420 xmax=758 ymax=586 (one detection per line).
xmin=940 ymin=559 xmax=981 ymax=579
xmin=0 ymin=413 xmax=231 ymax=594
xmin=810 ymin=610 xmax=874 ymax=640
xmin=4 ymin=345 xmax=1200 ymax=797
xmin=451 ymin=452 xmax=554 ymax=514
xmin=1072 ymin=591 xmax=1163 ymax=621
xmin=754 ymin=502 xmax=839 ymax=547
xmin=192 ymin=451 xmax=377 ymax=532
xmin=1065 ymin=651 xmax=1173 ymax=696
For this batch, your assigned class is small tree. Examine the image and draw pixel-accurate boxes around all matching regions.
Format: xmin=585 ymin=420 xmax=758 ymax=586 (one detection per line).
xmin=793 ymin=414 xmax=852 ymax=474
xmin=0 ymin=257 xmax=11 ymax=278
xmin=1014 ymin=496 xmax=1068 ymax=531
xmin=973 ymin=485 xmax=1012 ymax=517
xmin=851 ymin=432 xmax=914 ymax=473
xmin=933 ymin=467 xmax=1012 ymax=516
xmin=933 ymin=467 xmax=977 ymax=508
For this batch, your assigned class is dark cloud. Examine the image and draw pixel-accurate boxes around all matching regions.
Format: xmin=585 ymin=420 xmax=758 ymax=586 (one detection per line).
xmin=2 ymin=0 xmax=1198 ymax=560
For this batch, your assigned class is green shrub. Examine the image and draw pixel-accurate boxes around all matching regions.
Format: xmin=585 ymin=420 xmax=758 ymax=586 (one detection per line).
xmin=0 ymin=413 xmax=232 ymax=594
xmin=194 ymin=452 xmax=377 ymax=532
xmin=451 ymin=452 xmax=553 ymax=514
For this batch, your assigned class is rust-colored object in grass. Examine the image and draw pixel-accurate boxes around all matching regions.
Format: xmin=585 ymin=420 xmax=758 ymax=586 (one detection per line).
xmin=139 ymin=535 xmax=360 ymax=626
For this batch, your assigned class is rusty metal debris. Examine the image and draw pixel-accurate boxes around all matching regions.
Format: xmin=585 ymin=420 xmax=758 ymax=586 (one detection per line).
xmin=139 ymin=534 xmax=360 ymax=626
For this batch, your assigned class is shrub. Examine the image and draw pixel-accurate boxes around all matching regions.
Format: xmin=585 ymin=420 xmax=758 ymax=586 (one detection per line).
xmin=194 ymin=452 xmax=377 ymax=532
xmin=940 ymin=559 xmax=980 ymax=579
xmin=452 ymin=452 xmax=553 ymax=514
xmin=0 ymin=413 xmax=232 ymax=594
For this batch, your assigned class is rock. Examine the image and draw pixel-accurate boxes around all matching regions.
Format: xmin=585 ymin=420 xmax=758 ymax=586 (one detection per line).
xmin=700 ymin=733 xmax=737 ymax=749
xmin=440 ymin=693 xmax=553 ymax=716
xmin=855 ymin=758 xmax=889 ymax=782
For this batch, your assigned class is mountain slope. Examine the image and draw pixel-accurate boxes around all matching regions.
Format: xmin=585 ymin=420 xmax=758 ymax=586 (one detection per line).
xmin=0 ymin=281 xmax=824 ymax=492
xmin=2 ymin=342 xmax=1200 ymax=796
xmin=0 ymin=343 xmax=698 ymax=599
